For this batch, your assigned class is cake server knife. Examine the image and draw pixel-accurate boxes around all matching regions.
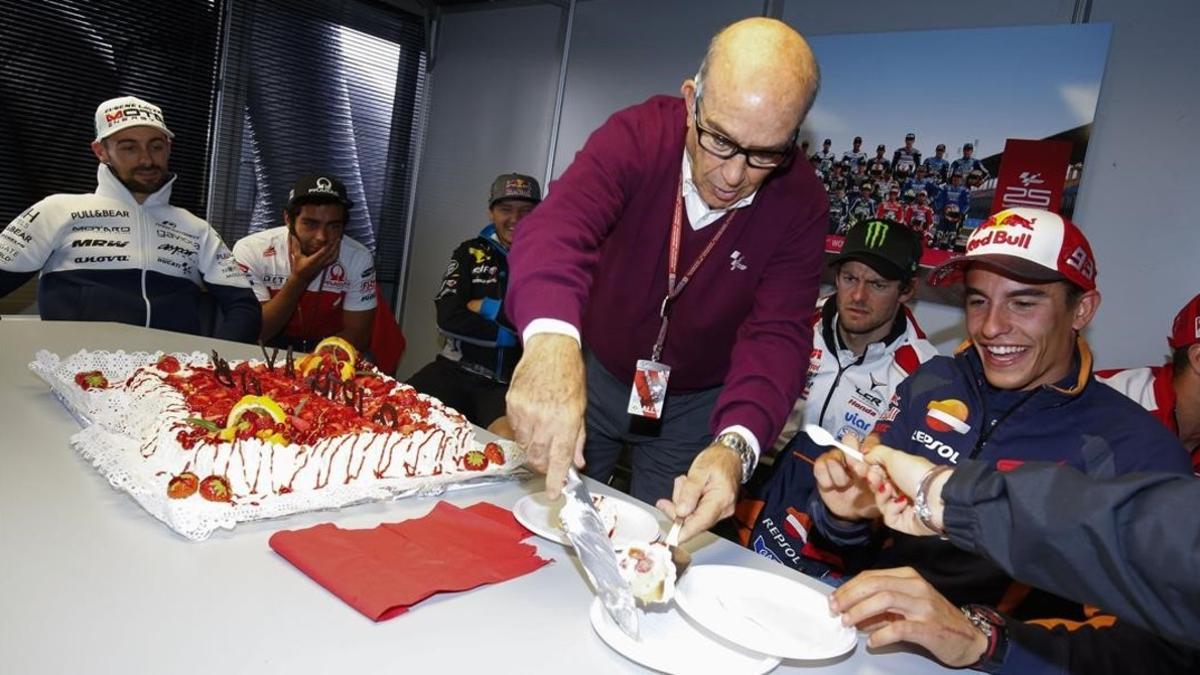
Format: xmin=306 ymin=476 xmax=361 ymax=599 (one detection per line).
xmin=559 ymin=467 xmax=639 ymax=640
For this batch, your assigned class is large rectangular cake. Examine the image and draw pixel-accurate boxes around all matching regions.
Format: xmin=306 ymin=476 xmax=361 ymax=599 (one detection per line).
xmin=30 ymin=339 xmax=522 ymax=540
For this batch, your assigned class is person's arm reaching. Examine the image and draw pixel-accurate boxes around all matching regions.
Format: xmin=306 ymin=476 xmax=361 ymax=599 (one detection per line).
xmin=865 ymin=446 xmax=1200 ymax=649
xmin=504 ymin=105 xmax=646 ymax=498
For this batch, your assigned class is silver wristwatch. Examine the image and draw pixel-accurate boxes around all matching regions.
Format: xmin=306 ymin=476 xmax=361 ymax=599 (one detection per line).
xmin=715 ymin=432 xmax=757 ymax=484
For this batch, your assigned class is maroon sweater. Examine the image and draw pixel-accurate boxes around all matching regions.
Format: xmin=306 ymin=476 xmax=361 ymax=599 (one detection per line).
xmin=507 ymin=96 xmax=828 ymax=447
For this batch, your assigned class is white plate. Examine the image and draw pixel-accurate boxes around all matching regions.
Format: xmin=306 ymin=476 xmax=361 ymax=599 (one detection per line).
xmin=589 ymin=598 xmax=780 ymax=675
xmin=674 ymin=565 xmax=858 ymax=661
xmin=513 ymin=491 xmax=661 ymax=547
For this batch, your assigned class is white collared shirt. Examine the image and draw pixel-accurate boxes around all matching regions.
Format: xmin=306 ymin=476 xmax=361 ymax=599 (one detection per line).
xmin=680 ymin=148 xmax=757 ymax=230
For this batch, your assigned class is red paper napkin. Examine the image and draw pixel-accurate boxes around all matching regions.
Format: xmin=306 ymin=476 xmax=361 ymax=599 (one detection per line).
xmin=270 ymin=501 xmax=549 ymax=621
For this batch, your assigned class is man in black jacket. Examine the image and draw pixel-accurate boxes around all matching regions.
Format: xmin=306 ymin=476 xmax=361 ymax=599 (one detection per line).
xmin=407 ymin=173 xmax=540 ymax=435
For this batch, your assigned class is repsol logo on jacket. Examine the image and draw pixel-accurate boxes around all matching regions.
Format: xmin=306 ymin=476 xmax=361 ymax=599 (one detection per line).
xmin=911 ymin=429 xmax=960 ymax=463
xmin=72 ymin=239 xmax=128 ymax=248
xmin=73 ymin=256 xmax=130 ymax=263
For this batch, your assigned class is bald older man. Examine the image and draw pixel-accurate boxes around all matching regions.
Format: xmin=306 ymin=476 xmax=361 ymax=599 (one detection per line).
xmin=505 ymin=18 xmax=826 ymax=541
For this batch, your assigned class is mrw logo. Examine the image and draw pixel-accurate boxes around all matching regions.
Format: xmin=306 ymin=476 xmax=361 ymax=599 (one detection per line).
xmin=865 ymin=220 xmax=889 ymax=248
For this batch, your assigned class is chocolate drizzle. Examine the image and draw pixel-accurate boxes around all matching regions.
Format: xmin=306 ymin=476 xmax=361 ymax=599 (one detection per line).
xmin=211 ymin=350 xmax=234 ymax=388
xmin=258 ymin=342 xmax=279 ymax=372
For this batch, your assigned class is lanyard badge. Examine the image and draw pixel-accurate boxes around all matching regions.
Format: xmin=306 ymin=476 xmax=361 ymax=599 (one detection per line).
xmin=627 ymin=179 xmax=738 ymax=419
xmin=628 ymin=359 xmax=671 ymax=419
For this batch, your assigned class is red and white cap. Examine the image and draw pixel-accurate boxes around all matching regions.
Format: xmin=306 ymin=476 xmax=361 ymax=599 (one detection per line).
xmin=94 ymin=96 xmax=174 ymax=142
xmin=929 ymin=208 xmax=1097 ymax=291
xmin=1168 ymin=292 xmax=1200 ymax=349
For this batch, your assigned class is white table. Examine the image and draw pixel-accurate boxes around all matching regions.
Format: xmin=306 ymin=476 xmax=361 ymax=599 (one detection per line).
xmin=0 ymin=321 xmax=950 ymax=674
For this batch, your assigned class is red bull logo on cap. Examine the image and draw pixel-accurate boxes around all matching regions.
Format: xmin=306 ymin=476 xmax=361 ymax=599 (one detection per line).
xmin=967 ymin=209 xmax=1038 ymax=252
xmin=967 ymin=228 xmax=1033 ymax=252
xmin=504 ymin=178 xmax=532 ymax=197
xmin=991 ymin=211 xmax=1037 ymax=230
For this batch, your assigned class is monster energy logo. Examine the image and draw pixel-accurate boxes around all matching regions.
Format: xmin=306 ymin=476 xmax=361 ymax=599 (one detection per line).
xmin=865 ymin=220 xmax=889 ymax=248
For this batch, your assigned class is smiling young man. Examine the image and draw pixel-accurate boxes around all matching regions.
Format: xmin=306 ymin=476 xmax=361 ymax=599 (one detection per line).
xmin=406 ymin=173 xmax=540 ymax=435
xmin=504 ymin=18 xmax=827 ymax=541
xmin=0 ymin=96 xmax=260 ymax=340
xmin=808 ymin=208 xmax=1193 ymax=673
xmin=232 ymin=175 xmax=375 ymax=353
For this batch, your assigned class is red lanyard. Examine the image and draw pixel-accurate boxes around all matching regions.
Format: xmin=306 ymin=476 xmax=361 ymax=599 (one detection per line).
xmin=651 ymin=180 xmax=738 ymax=361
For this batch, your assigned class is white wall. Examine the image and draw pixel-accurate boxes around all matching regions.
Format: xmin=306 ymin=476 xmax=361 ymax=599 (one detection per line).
xmin=1073 ymin=0 xmax=1200 ymax=367
xmin=398 ymin=3 xmax=564 ymax=378
xmin=402 ymin=0 xmax=1199 ymax=373
xmin=549 ymin=0 xmax=762 ymax=179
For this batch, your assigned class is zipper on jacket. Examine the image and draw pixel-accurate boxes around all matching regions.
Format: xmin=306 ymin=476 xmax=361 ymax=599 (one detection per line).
xmin=816 ymin=319 xmax=869 ymax=427
xmin=138 ymin=205 xmax=151 ymax=327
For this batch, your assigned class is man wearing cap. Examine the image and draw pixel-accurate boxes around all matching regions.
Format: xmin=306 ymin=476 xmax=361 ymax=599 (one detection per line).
xmin=407 ymin=173 xmax=540 ymax=435
xmin=828 ymin=184 xmax=850 ymax=235
xmin=232 ymin=174 xmax=375 ymax=353
xmin=505 ymin=18 xmax=826 ymax=543
xmin=841 ymin=136 xmax=867 ymax=170
xmin=812 ymin=138 xmax=836 ymax=177
xmin=0 ymin=96 xmax=260 ymax=340
xmin=903 ymin=164 xmax=939 ymax=203
xmin=922 ymin=143 xmax=950 ymax=183
xmin=934 ymin=171 xmax=971 ymax=223
xmin=931 ymin=202 xmax=965 ymax=251
xmin=903 ymin=189 xmax=935 ymax=239
xmin=875 ymin=186 xmax=904 ymax=223
xmin=809 ymin=208 xmax=1193 ymax=673
xmin=951 ymin=142 xmax=988 ymax=180
xmin=891 ymin=132 xmax=922 ymax=176
xmin=1097 ymin=292 xmax=1200 ymax=473
xmin=868 ymin=144 xmax=889 ymax=174
xmin=847 ymin=182 xmax=877 ymax=231
xmin=734 ymin=220 xmax=936 ymax=575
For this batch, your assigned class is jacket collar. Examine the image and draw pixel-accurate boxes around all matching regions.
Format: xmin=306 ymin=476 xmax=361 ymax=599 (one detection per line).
xmin=480 ymin=223 xmax=509 ymax=255
xmin=94 ymin=163 xmax=176 ymax=208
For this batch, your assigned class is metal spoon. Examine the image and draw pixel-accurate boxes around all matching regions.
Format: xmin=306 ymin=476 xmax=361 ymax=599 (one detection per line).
xmin=665 ymin=518 xmax=691 ymax=575
xmin=803 ymin=424 xmax=866 ymax=463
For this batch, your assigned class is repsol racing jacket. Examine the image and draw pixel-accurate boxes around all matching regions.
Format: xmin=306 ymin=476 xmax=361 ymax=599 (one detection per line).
xmin=734 ymin=296 xmax=936 ymax=579
xmin=1096 ymin=364 xmax=1198 ymax=473
xmin=433 ymin=225 xmax=520 ymax=383
xmin=812 ymin=339 xmax=1195 ymax=674
xmin=0 ymin=165 xmax=260 ymax=341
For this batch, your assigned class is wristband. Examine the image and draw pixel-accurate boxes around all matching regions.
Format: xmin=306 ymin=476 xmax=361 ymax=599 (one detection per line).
xmin=914 ymin=464 xmax=951 ymax=538
xmin=960 ymin=604 xmax=1009 ymax=673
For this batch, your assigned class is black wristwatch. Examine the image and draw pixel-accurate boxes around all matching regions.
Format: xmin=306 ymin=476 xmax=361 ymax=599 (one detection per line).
xmin=715 ymin=432 xmax=756 ymax=484
xmin=960 ymin=604 xmax=1010 ymax=673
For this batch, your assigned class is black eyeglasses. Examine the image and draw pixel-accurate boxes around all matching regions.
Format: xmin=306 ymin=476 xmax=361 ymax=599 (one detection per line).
xmin=692 ymin=92 xmax=797 ymax=170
